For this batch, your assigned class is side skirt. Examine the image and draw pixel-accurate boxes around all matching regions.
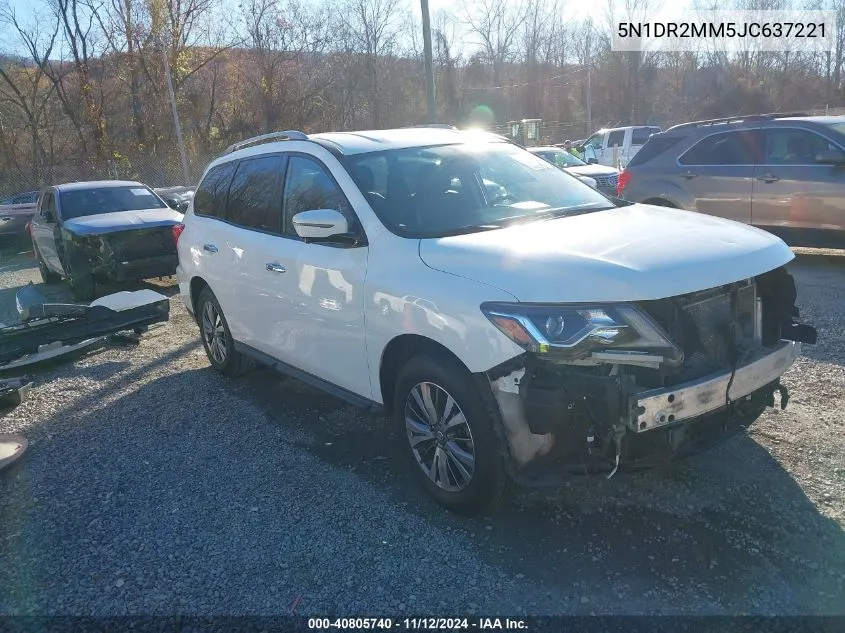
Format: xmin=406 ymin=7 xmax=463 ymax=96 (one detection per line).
xmin=233 ymin=341 xmax=385 ymax=415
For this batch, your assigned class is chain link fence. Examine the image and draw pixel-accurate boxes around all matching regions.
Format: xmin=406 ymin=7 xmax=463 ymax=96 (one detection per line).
xmin=0 ymin=151 xmax=216 ymax=200
xmin=4 ymin=108 xmax=845 ymax=199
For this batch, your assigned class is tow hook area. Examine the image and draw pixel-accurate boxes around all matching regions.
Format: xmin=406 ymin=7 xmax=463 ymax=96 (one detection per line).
xmin=489 ymin=368 xmax=555 ymax=466
xmin=770 ymin=382 xmax=790 ymax=410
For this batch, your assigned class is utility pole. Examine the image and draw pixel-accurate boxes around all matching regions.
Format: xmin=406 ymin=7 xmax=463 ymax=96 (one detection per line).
xmin=161 ymin=36 xmax=191 ymax=185
xmin=420 ymin=0 xmax=437 ymax=123
xmin=586 ymin=65 xmax=592 ymax=136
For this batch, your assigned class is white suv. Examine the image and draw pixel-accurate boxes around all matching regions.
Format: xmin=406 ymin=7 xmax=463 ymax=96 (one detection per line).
xmin=175 ymin=127 xmax=815 ymax=513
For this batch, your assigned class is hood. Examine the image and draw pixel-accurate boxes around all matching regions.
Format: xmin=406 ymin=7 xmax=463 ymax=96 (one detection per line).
xmin=418 ymin=204 xmax=794 ymax=303
xmin=63 ymin=208 xmax=183 ymax=236
xmin=564 ymin=164 xmax=619 ymax=178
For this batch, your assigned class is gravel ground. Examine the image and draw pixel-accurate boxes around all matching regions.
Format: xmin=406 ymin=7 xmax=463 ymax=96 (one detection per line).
xmin=0 ymin=236 xmax=843 ymax=616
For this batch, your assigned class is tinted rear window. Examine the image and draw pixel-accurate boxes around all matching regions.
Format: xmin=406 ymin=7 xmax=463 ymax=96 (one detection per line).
xmin=626 ymin=136 xmax=684 ymax=167
xmin=194 ymin=162 xmax=235 ymax=218
xmin=631 ymin=127 xmax=661 ymax=145
xmin=59 ymin=186 xmax=167 ymax=220
xmin=226 ymin=155 xmax=284 ymax=232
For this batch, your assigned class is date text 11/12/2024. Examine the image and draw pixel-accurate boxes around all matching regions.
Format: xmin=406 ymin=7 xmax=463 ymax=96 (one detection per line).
xmin=307 ymin=618 xmax=528 ymax=630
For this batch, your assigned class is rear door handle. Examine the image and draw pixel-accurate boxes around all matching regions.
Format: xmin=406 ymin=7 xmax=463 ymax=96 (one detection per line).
xmin=266 ymin=263 xmax=286 ymax=274
xmin=203 ymin=243 xmax=218 ymax=253
xmin=757 ymin=174 xmax=779 ymax=183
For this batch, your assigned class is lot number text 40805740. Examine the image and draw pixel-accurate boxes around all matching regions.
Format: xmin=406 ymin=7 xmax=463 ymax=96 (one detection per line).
xmin=307 ymin=618 xmax=529 ymax=630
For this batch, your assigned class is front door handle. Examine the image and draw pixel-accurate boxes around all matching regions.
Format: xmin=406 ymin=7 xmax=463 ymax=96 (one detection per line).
xmin=266 ymin=263 xmax=286 ymax=274
xmin=203 ymin=243 xmax=218 ymax=253
xmin=683 ymin=171 xmax=697 ymax=180
xmin=757 ymin=174 xmax=779 ymax=183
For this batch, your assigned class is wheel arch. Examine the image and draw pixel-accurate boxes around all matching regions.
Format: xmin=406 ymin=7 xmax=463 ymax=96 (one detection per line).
xmin=641 ymin=197 xmax=680 ymax=208
xmin=379 ymin=334 xmax=472 ymax=413
xmin=189 ymin=276 xmax=210 ymax=319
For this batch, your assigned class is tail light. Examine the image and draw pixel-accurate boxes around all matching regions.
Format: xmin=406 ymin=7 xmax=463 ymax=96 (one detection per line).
xmin=616 ymin=170 xmax=632 ymax=197
xmin=171 ymin=223 xmax=185 ymax=247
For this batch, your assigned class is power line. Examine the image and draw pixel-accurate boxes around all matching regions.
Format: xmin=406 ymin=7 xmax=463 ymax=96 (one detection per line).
xmin=458 ymin=67 xmax=585 ymax=91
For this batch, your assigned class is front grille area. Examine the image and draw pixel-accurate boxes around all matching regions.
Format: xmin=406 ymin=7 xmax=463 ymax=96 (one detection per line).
xmin=106 ymin=227 xmax=175 ymax=260
xmin=594 ymin=173 xmax=619 ymax=188
xmin=640 ymin=280 xmax=759 ymax=382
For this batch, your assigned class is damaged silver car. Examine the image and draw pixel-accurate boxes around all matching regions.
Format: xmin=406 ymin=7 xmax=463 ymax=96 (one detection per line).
xmin=28 ymin=181 xmax=183 ymax=300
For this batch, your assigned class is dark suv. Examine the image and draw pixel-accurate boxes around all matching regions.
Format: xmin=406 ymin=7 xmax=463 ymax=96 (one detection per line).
xmin=617 ymin=113 xmax=845 ymax=248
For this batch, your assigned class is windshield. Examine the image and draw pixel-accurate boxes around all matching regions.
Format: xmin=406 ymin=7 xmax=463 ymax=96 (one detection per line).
xmin=532 ymin=149 xmax=587 ymax=167
xmin=59 ymin=186 xmax=167 ymax=220
xmin=346 ymin=142 xmax=611 ymax=238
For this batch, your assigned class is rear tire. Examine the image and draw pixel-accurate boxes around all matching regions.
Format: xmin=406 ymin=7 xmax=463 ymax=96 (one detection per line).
xmin=393 ymin=352 xmax=509 ymax=514
xmin=196 ymin=287 xmax=255 ymax=377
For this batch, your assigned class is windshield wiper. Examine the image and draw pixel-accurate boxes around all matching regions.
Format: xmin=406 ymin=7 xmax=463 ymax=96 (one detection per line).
xmin=416 ymin=223 xmax=504 ymax=238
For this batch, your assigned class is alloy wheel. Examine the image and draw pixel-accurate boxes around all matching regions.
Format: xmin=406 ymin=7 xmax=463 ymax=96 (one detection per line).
xmin=201 ymin=300 xmax=227 ymax=364
xmin=404 ymin=382 xmax=476 ymax=492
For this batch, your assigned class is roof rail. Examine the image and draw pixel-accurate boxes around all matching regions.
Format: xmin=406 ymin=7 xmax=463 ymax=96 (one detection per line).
xmin=666 ymin=112 xmax=809 ymax=132
xmin=408 ymin=124 xmax=459 ymax=130
xmin=224 ymin=130 xmax=309 ymax=154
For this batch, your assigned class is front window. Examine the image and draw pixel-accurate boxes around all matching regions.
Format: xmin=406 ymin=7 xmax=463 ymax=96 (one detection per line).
xmin=346 ymin=142 xmax=613 ymax=238
xmin=59 ymin=186 xmax=167 ymax=220
xmin=533 ymin=149 xmax=586 ymax=168
xmin=585 ymin=132 xmax=606 ymax=149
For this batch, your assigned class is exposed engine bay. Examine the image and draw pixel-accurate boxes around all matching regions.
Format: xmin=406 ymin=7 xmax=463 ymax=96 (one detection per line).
xmin=62 ymin=226 xmax=177 ymax=281
xmin=484 ymin=266 xmax=818 ymax=482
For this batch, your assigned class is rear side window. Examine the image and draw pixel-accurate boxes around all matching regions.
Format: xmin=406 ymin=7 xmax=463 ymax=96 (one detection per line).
xmin=626 ymin=136 xmax=684 ymax=167
xmin=226 ymin=155 xmax=285 ymax=232
xmin=607 ymin=130 xmax=625 ymax=147
xmin=194 ymin=162 xmax=235 ymax=218
xmin=631 ymin=127 xmax=660 ymax=145
xmin=679 ymin=130 xmax=759 ymax=166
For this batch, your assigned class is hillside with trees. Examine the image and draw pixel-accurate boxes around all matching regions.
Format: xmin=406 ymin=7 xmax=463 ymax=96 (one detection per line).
xmin=1 ymin=0 xmax=843 ymax=194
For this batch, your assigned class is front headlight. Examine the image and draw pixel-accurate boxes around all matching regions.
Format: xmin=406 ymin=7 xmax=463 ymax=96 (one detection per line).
xmin=481 ymin=302 xmax=682 ymax=362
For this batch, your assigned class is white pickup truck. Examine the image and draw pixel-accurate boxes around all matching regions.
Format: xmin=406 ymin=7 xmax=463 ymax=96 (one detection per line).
xmin=579 ymin=125 xmax=661 ymax=169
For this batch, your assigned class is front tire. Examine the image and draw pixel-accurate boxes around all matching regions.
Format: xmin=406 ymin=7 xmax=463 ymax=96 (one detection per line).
xmin=197 ymin=287 xmax=255 ymax=377
xmin=34 ymin=247 xmax=61 ymax=285
xmin=393 ymin=353 xmax=509 ymax=514
xmin=68 ymin=272 xmax=95 ymax=301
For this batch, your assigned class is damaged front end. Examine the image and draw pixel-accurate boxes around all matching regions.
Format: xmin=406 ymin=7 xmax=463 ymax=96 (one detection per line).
xmin=63 ymin=226 xmax=177 ymax=282
xmin=481 ymin=266 xmax=817 ymax=484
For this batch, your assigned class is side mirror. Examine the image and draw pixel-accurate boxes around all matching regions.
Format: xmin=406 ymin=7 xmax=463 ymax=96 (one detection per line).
xmin=587 ymin=158 xmax=598 ymax=164
xmin=43 ymin=210 xmax=55 ymax=223
xmin=815 ymin=150 xmax=845 ymax=165
xmin=292 ymin=209 xmax=350 ymax=241
xmin=165 ymin=198 xmax=182 ymax=210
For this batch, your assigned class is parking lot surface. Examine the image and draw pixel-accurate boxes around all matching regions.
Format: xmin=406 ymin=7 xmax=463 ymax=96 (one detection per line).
xmin=0 ymin=238 xmax=843 ymax=616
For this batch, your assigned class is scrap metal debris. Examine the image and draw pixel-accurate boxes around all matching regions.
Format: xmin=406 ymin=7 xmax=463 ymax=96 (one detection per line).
xmin=1 ymin=283 xmax=170 ymax=373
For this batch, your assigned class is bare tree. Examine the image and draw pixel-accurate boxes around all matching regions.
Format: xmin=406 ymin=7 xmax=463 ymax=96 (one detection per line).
xmin=462 ymin=0 xmax=528 ymax=86
xmin=341 ymin=0 xmax=403 ymax=127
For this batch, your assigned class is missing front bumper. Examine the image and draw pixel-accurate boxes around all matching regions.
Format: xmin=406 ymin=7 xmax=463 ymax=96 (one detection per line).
xmin=629 ymin=341 xmax=800 ymax=432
